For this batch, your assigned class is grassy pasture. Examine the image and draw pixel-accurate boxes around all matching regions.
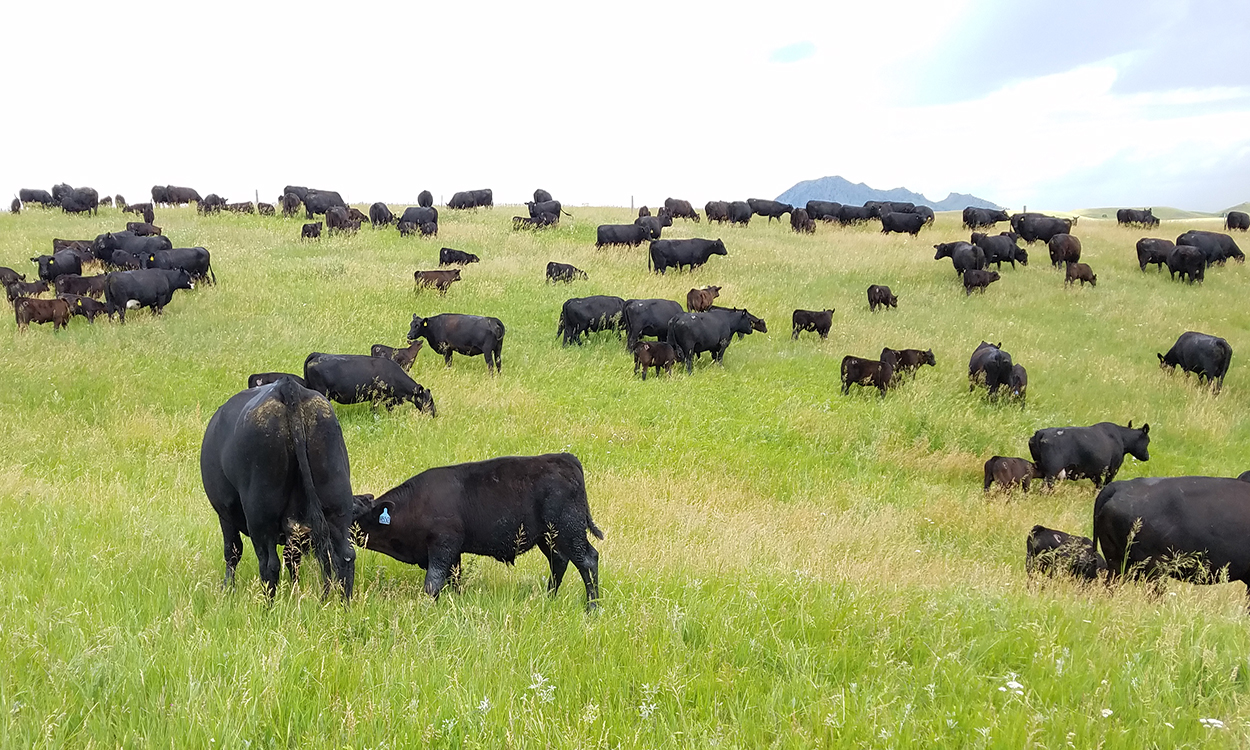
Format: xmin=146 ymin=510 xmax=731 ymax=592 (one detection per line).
xmin=1 ymin=204 xmax=1249 ymax=747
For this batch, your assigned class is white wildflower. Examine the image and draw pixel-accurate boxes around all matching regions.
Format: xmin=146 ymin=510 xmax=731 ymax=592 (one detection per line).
xmin=1101 ymin=709 xmax=1113 ymax=718
xmin=528 ymin=673 xmax=555 ymax=704
xmin=1200 ymin=718 xmax=1225 ymax=729
xmin=477 ymin=696 xmax=492 ymax=714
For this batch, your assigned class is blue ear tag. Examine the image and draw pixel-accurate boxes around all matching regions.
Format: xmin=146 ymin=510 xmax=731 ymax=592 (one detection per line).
xmin=379 ymin=508 xmax=391 ymax=525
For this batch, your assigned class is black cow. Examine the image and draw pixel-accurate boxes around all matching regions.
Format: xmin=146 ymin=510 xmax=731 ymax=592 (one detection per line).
xmin=59 ymin=193 xmax=94 ymax=215
xmin=913 ymin=206 xmax=935 ymax=225
xmin=282 ymin=192 xmax=302 ymax=217
xmin=663 ymin=198 xmax=700 ymax=222
xmin=247 ymin=372 xmax=306 ymax=389
xmin=302 ymin=222 xmax=323 ymax=240
xmin=880 ymin=348 xmax=936 ymax=378
xmin=93 ymin=230 xmax=172 ymax=261
xmin=370 ymin=340 xmax=423 ymax=371
xmin=58 ymin=293 xmax=107 ymax=322
xmin=303 ymin=353 xmax=435 ymax=414
xmin=973 ymin=232 xmax=1028 ymax=268
xmin=350 ymin=453 xmax=602 ymax=607
xmin=666 ymin=308 xmax=764 ymax=373
xmin=1166 ymin=245 xmax=1205 ymax=283
xmin=126 ymin=223 xmax=161 ymax=237
xmin=1048 ymin=234 xmax=1081 ymax=267
xmin=1093 ymin=477 xmax=1250 ymax=601
xmin=448 ymin=189 xmax=492 ymax=209
xmin=1176 ymin=230 xmax=1244 ymax=265
xmin=622 ymin=298 xmax=684 ymax=348
xmin=840 ymin=356 xmax=894 ymax=396
xmin=151 ymin=185 xmax=170 ymax=205
xmin=597 ymin=224 xmax=651 ymax=249
xmin=369 ymin=202 xmax=395 ymax=227
xmin=1026 ymin=525 xmax=1106 ymax=580
xmin=806 ymin=201 xmax=842 ymax=222
xmin=19 ymin=189 xmax=55 ymax=207
xmin=867 ymin=285 xmax=897 ymax=311
xmin=123 ymin=201 xmax=154 ymax=216
xmin=397 ymin=221 xmax=417 ymax=236
xmin=546 ymin=262 xmax=587 ymax=283
xmin=99 ymin=196 xmax=113 ymax=208
xmin=31 ymin=251 xmax=82 ymax=281
xmin=199 ymin=194 xmax=228 ymax=214
xmin=1136 ymin=238 xmax=1174 ymax=271
xmin=439 ymin=248 xmax=480 ymax=265
xmin=934 ymin=241 xmax=986 ymax=275
xmin=880 ymin=212 xmax=925 ymax=235
xmin=258 ymin=202 xmax=276 ymax=216
xmin=968 ymin=341 xmax=1012 ymax=396
xmin=165 ymin=185 xmax=202 ymax=205
xmin=419 ymin=222 xmax=438 ymax=237
xmin=792 ymin=309 xmax=834 ymax=339
xmin=1029 ymin=421 xmax=1150 ymax=489
xmin=790 ymin=208 xmax=815 ymax=233
xmin=143 ymin=247 xmax=215 ymax=284
xmin=325 ymin=206 xmax=356 ymax=233
xmin=10 ymin=198 xmax=20 ymax=214
xmin=1158 ymin=331 xmax=1232 ymax=393
xmin=103 ymin=268 xmax=193 ymax=321
xmin=635 ymin=213 xmax=672 ymax=240
xmin=526 ymin=199 xmax=569 ymax=221
xmin=727 ymin=201 xmax=752 ymax=226
xmin=407 ymin=313 xmax=505 ymax=373
xmin=105 ymin=250 xmax=142 ymax=271
xmin=533 ymin=188 xmax=553 ymax=204
xmin=638 ymin=206 xmax=651 ymax=217
xmin=984 ymin=457 xmax=1039 ymax=492
xmin=648 ymin=238 xmax=727 ymax=274
xmin=1008 ymin=364 xmax=1028 ymax=403
xmin=705 ymin=201 xmax=730 ymax=223
xmin=283 ymin=186 xmax=311 ymax=201
xmin=0 ymin=267 xmax=26 ymax=285
xmin=963 ymin=269 xmax=1001 ymax=294
xmin=1116 ymin=208 xmax=1158 ymax=228
xmin=558 ymin=295 xmax=625 ymax=346
xmin=6 ymin=280 xmax=50 ymax=304
xmin=746 ymin=198 xmax=791 ymax=222
xmin=303 ymin=190 xmax=347 ymax=219
xmin=400 ymin=206 xmax=438 ymax=226
xmin=1017 ymin=215 xmax=1073 ymax=244
xmin=1227 ymin=211 xmax=1250 ymax=232
xmin=416 ymin=190 xmax=433 ymax=208
xmin=200 ymin=378 xmax=357 ymax=598
xmin=51 ymin=183 xmax=74 ymax=205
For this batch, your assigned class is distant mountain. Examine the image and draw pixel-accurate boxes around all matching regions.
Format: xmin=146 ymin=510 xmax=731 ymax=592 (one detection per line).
xmin=775 ymin=175 xmax=1002 ymax=212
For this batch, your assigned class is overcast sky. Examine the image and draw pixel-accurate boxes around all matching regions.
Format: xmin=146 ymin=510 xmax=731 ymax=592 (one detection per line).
xmin=2 ymin=0 xmax=1246 ymax=211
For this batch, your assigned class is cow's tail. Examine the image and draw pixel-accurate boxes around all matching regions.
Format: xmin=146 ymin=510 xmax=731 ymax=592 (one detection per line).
xmin=277 ymin=378 xmax=333 ymax=577
xmin=1090 ymin=481 xmax=1120 ymax=564
xmin=1216 ymin=338 xmax=1233 ymax=379
xmin=556 ymin=309 xmax=566 ymax=339
xmin=206 ymin=256 xmax=216 ymax=285
xmin=561 ymin=208 xmax=572 ymax=217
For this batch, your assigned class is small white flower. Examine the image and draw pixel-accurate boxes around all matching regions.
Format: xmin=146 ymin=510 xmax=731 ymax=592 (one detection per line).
xmin=1101 ymin=709 xmax=1113 ymax=718
xmin=1200 ymin=718 xmax=1226 ymax=729
xmin=999 ymin=686 xmax=1007 ymax=692
xmin=1005 ymin=680 xmax=1023 ymax=691
xmin=1164 ymin=722 xmax=1174 ymax=728
xmin=477 ymin=696 xmax=492 ymax=714
xmin=639 ymin=702 xmax=657 ymax=720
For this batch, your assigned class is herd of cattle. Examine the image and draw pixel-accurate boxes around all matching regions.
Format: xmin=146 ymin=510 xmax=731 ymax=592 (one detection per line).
xmin=7 ymin=184 xmax=1250 ymax=611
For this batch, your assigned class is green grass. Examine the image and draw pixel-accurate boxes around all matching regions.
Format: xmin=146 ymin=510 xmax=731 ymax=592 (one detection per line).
xmin=2 ymin=204 xmax=1250 ymax=747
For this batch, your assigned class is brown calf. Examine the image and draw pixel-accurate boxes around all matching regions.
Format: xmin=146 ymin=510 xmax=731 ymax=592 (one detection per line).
xmin=983 ymin=456 xmax=1039 ymax=492
xmin=633 ymin=341 xmax=677 ymax=380
xmin=14 ymin=297 xmax=71 ymax=330
xmin=1064 ymin=262 xmax=1096 ymax=287
xmin=686 ymin=285 xmax=721 ymax=312
xmin=126 ymin=221 xmax=162 ymax=235
xmin=414 ymin=269 xmax=461 ymax=294
xmin=54 ymin=274 xmax=108 ymax=298
xmin=792 ymin=308 xmax=834 ymax=339
xmin=370 ymin=340 xmax=424 ymax=372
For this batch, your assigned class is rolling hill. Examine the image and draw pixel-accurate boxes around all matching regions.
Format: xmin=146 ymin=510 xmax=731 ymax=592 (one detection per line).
xmin=776 ymin=175 xmax=1001 ymax=211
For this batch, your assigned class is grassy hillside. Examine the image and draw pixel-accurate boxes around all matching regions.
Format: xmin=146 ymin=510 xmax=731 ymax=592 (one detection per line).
xmin=2 ymin=206 xmax=1249 ymax=747
xmin=1071 ymin=206 xmax=1227 ymax=221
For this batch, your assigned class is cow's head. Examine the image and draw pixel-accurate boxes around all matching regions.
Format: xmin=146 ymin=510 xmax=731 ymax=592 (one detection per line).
xmin=1126 ymin=421 xmax=1151 ymax=461
xmin=933 ymin=243 xmax=953 ymax=260
xmin=712 ymin=239 xmax=727 ymax=255
xmin=408 ymin=314 xmax=426 ymax=341
xmin=412 ymin=385 xmax=436 ymax=417
xmin=351 ymin=493 xmax=396 ymax=536
xmin=744 ymin=309 xmax=767 ymax=333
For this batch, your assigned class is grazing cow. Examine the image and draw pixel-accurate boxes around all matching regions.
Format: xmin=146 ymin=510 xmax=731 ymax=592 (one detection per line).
xmin=686 ymin=285 xmax=720 ymax=312
xmin=1158 ymin=331 xmax=1232 ymax=393
xmin=226 ymin=202 xmax=256 ymax=214
xmin=968 ymin=341 xmax=1012 ymax=396
xmin=1227 ymin=211 xmax=1250 ymax=231
xmin=1026 ymin=525 xmax=1106 ymax=580
xmin=199 ymin=194 xmax=228 ymax=214
xmin=123 ymin=201 xmax=154 ymax=216
xmin=963 ymin=269 xmax=1001 ymax=294
xmin=840 ymin=356 xmax=894 ymax=396
xmin=792 ymin=309 xmax=834 ymax=339
xmin=633 ymin=341 xmax=677 ymax=380
xmin=282 ymin=192 xmax=302 ymax=217
xmin=558 ymin=295 xmax=626 ymax=346
xmin=247 ymin=372 xmax=306 ymax=389
xmin=67 ymin=187 xmax=99 ymax=214
xmin=662 ymin=198 xmax=700 ymax=222
xmin=533 ymin=188 xmax=553 ymax=204
xmin=1064 ymin=262 xmax=1096 ymax=287
xmin=99 ymin=196 xmax=113 ymax=208
xmin=369 ymin=202 xmax=395 ymax=227
xmin=0 ymin=267 xmax=26 ymax=285
xmin=527 ymin=199 xmax=569 ymax=221
xmin=125 ymin=221 xmax=162 ymax=236
xmin=635 ymin=213 xmax=672 ymax=240
xmin=92 ymin=231 xmax=172 ymax=261
xmin=667 ymin=308 xmax=765 ymax=374
xmin=351 ymin=453 xmax=602 ymax=607
xmin=150 ymin=186 xmax=170 ymax=205
xmin=54 ymin=274 xmax=107 ymax=299
xmin=1166 ymin=245 xmax=1206 ymax=283
xmin=1029 ymin=421 xmax=1150 ymax=489
xmin=59 ymin=194 xmax=94 ymax=215
xmin=1008 ymin=364 xmax=1028 ymax=403
xmin=622 ymin=298 xmax=684 ymax=348
xmin=727 ymin=201 xmax=752 ymax=226
xmin=1048 ymin=234 xmax=1082 ymax=267
xmin=58 ymin=293 xmax=107 ymax=322
xmin=546 ymin=262 xmax=587 ymax=283
xmin=1136 ymin=238 xmax=1174 ymax=271
xmin=283 ymin=186 xmax=311 ymax=201
xmin=790 ymin=208 xmax=815 ymax=233
xmin=200 ymin=378 xmax=357 ymax=598
xmin=408 ymin=313 xmax=506 ymax=372
xmin=142 ymin=206 xmax=155 ymax=225
xmin=1093 ymin=477 xmax=1250 ymax=601
xmin=370 ymin=340 xmax=424 ymax=372
xmin=884 ymin=348 xmax=936 ymax=379
xmin=400 ymin=206 xmax=438 ymax=226
xmin=648 ymin=238 xmax=727 ymax=274
xmin=50 ymin=184 xmax=73 ymax=205
xmin=984 ymin=456 xmax=1039 ymax=492
xmin=6 ymin=280 xmax=50 ymax=304
xmin=867 ymin=285 xmax=897 ymax=311
xmin=934 ymin=241 xmax=986 ymax=275
xmin=1017 ymin=215 xmax=1073 ymax=244
xmin=103 ymin=268 xmax=193 ymax=322
xmin=303 ymin=190 xmax=347 ymax=219
xmin=167 ymin=186 xmax=202 ymax=205
xmin=705 ymin=201 xmax=730 ymax=223
xmin=1116 ymin=208 xmax=1159 ymax=228
xmin=913 ymin=205 xmax=936 ymax=225
xmin=805 ymin=200 xmax=842 ymax=222
xmin=10 ymin=198 xmax=19 ymax=214
xmin=513 ymin=213 xmax=557 ymax=230
xmin=447 ymin=189 xmax=493 ymax=209
xmin=439 ymin=248 xmax=480 ymax=265
xmin=143 ymin=247 xmax=215 ymax=284
xmin=115 ymin=195 xmax=126 ymax=210
xmin=746 ymin=199 xmax=792 ymax=222
xmin=325 ymin=206 xmax=355 ymax=233
xmin=973 ymin=232 xmax=1028 ymax=268
xmin=419 ymin=222 xmax=438 ymax=237
xmin=19 ymin=189 xmax=55 ymax=207
xmin=302 ymin=222 xmax=323 ymax=240
xmin=880 ymin=212 xmax=926 ymax=235
xmin=1176 ymin=230 xmax=1244 ymax=265
xmin=31 ymin=251 xmax=82 ymax=281
xmin=596 ymin=224 xmax=651 ymax=249
xmin=413 ymin=270 xmax=461 ymax=294
xmin=258 ymin=202 xmax=276 ymax=216
xmin=303 ymin=353 xmax=436 ymax=414
xmin=13 ymin=297 xmax=71 ymax=330
xmin=347 ymin=207 xmax=368 ymax=224
xmin=397 ymin=221 xmax=417 ymax=236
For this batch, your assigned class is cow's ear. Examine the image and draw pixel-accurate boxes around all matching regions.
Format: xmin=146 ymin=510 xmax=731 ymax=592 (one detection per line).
xmin=1141 ymin=423 xmax=1149 ymax=434
xmin=1156 ymin=353 xmax=1164 ymax=363
xmin=1127 ymin=420 xmax=1133 ymax=429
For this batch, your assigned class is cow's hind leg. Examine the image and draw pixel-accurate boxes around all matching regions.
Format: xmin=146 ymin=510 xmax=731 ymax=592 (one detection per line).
xmin=220 ymin=518 xmax=244 ymax=589
xmin=251 ymin=534 xmax=282 ymax=599
xmin=539 ymin=535 xmax=569 ymax=596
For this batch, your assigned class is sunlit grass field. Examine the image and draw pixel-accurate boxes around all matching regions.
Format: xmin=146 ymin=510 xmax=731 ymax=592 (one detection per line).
xmin=1 ymin=202 xmax=1249 ymax=747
